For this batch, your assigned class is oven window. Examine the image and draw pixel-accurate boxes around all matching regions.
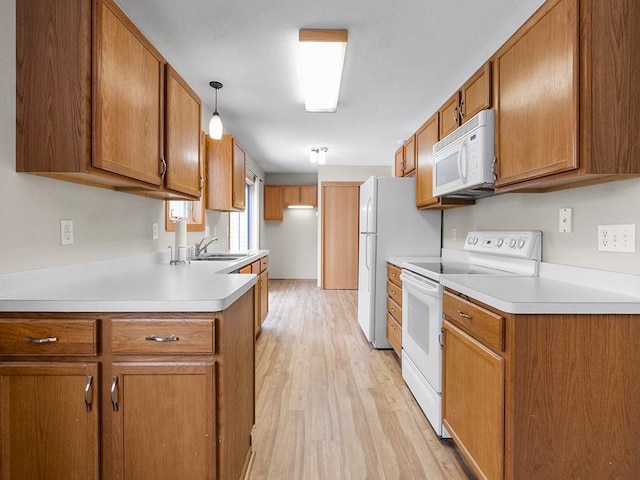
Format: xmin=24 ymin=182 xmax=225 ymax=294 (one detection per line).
xmin=406 ymin=289 xmax=432 ymax=356
xmin=435 ymin=151 xmax=460 ymax=186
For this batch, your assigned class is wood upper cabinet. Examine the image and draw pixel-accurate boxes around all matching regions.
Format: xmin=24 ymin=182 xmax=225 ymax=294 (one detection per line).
xmin=264 ymin=185 xmax=317 ymax=220
xmin=0 ymin=363 xmax=100 ymax=480
xmin=394 ymin=147 xmax=404 ymax=177
xmin=164 ymin=66 xmax=202 ymax=198
xmin=283 ymin=185 xmax=317 ymax=207
xmin=439 ymin=63 xmax=491 ymax=138
xmin=494 ymin=0 xmax=640 ymax=192
xmin=15 ymin=0 xmax=201 ymax=200
xmin=264 ymin=185 xmax=284 ymax=220
xmin=394 ymin=136 xmax=416 ymax=177
xmin=206 ymin=134 xmax=246 ymax=212
xmin=415 ymin=113 xmax=474 ymax=209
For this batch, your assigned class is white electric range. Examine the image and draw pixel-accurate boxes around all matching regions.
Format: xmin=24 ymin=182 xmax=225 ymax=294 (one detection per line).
xmin=399 ymin=230 xmax=542 ymax=437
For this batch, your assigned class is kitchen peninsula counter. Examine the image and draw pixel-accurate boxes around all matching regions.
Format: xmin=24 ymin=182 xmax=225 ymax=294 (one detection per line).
xmin=0 ymin=250 xmax=269 ymax=312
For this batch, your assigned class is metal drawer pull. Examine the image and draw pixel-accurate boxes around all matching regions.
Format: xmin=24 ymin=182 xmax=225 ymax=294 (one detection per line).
xmin=84 ymin=376 xmax=93 ymax=412
xmin=457 ymin=310 xmax=472 ymax=319
xmin=144 ymin=335 xmax=179 ymax=342
xmin=110 ymin=376 xmax=119 ymax=412
xmin=25 ymin=336 xmax=58 ymax=344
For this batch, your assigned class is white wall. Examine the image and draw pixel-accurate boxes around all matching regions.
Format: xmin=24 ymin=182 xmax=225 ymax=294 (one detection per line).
xmin=443 ymin=178 xmax=640 ymax=274
xmin=264 ymin=173 xmax=318 ymax=279
xmin=0 ymin=0 xmax=228 ymax=274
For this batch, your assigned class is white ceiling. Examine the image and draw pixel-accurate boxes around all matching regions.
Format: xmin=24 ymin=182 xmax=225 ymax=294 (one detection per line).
xmin=117 ymin=0 xmax=545 ymax=174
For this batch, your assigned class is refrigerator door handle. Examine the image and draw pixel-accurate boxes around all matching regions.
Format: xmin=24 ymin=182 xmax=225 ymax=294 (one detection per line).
xmin=366 ymin=197 xmax=372 ymax=233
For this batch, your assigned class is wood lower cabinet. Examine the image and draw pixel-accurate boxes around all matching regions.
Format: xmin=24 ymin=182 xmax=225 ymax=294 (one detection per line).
xmin=110 ymin=363 xmax=215 ymax=479
xmin=0 ymin=363 xmax=100 ymax=480
xmin=442 ymin=288 xmax=640 ymax=480
xmin=206 ymin=134 xmax=246 ymax=212
xmin=386 ymin=263 xmax=403 ymax=357
xmin=494 ymin=0 xmax=640 ymax=192
xmin=16 ymin=0 xmax=201 ymax=201
xmin=245 ymin=257 xmax=269 ymax=337
xmin=0 ymin=289 xmax=255 ymax=480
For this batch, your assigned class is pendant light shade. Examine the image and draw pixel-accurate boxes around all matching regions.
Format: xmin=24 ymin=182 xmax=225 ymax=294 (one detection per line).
xmin=208 ymin=81 xmax=224 ymax=140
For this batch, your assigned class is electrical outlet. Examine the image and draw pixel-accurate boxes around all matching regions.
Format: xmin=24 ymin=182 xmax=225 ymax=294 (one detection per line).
xmin=152 ymin=223 xmax=158 ymax=240
xmin=452 ymin=227 xmax=457 ymax=241
xmin=559 ymin=208 xmax=573 ymax=233
xmin=598 ymin=224 xmax=636 ymax=253
xmin=60 ymin=219 xmax=74 ymax=245
xmin=204 ymin=226 xmax=210 ymax=237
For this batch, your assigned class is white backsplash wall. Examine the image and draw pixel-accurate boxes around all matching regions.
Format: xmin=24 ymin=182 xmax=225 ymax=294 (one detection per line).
xmin=0 ymin=1 xmax=224 ymax=274
xmin=443 ymin=177 xmax=640 ymax=274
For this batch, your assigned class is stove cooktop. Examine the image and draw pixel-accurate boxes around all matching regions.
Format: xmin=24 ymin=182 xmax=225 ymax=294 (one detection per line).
xmin=403 ymin=261 xmax=517 ymax=280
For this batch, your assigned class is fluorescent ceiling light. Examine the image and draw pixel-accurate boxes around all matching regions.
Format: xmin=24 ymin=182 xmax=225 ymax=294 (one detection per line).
xmin=299 ymin=29 xmax=348 ymax=112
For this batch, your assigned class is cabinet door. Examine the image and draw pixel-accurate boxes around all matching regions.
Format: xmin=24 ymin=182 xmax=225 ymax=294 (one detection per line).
xmin=110 ymin=363 xmax=215 ymax=480
xmin=461 ymin=62 xmax=491 ymax=122
xmin=264 ymin=185 xmax=283 ymax=220
xmin=415 ymin=114 xmax=440 ymax=208
xmin=260 ymin=270 xmax=269 ymax=324
xmin=232 ymin=141 xmax=246 ymax=210
xmin=394 ymin=147 xmax=404 ymax=177
xmin=403 ymin=135 xmax=416 ymax=176
xmin=0 ymin=363 xmax=99 ymax=480
xmin=443 ymin=321 xmax=504 ymax=480
xmin=439 ymin=91 xmax=461 ymax=138
xmin=164 ymin=65 xmax=201 ymax=198
xmin=282 ymin=185 xmax=300 ymax=206
xmin=299 ymin=185 xmax=318 ymax=206
xmin=93 ymin=0 xmax=164 ymax=186
xmin=495 ymin=0 xmax=579 ymax=188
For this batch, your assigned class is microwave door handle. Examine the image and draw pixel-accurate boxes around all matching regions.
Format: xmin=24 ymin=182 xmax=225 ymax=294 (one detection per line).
xmin=458 ymin=138 xmax=468 ymax=183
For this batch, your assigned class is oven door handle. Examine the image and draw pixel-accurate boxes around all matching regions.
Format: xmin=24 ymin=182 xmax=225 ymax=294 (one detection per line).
xmin=400 ymin=271 xmax=439 ymax=295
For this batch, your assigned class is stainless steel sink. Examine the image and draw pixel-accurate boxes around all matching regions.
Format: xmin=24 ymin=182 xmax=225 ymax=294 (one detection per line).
xmin=190 ymin=253 xmax=249 ymax=261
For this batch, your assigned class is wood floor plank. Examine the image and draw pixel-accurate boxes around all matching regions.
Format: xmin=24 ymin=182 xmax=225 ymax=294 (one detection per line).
xmin=250 ymin=280 xmax=476 ymax=480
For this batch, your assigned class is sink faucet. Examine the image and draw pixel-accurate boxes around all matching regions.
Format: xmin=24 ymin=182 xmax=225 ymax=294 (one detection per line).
xmin=194 ymin=236 xmax=219 ymax=255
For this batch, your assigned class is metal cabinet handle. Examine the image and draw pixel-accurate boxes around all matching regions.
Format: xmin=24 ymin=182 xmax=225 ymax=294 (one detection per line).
xmin=160 ymin=158 xmax=167 ymax=179
xmin=84 ymin=375 xmax=93 ymax=412
xmin=457 ymin=310 xmax=472 ymax=319
xmin=145 ymin=335 xmax=179 ymax=342
xmin=110 ymin=376 xmax=119 ymax=412
xmin=25 ymin=336 xmax=58 ymax=344
xmin=459 ymin=99 xmax=465 ymax=119
xmin=390 ymin=307 xmax=395 ymax=313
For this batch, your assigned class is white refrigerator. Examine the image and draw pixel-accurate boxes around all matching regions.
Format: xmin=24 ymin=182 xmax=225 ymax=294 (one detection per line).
xmin=357 ymin=176 xmax=441 ymax=349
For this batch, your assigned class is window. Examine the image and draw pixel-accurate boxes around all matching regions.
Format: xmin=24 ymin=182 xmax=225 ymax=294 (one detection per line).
xmin=229 ymin=177 xmax=259 ymax=251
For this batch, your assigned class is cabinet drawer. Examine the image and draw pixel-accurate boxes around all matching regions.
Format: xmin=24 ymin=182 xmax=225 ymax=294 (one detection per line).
xmin=260 ymin=256 xmax=268 ymax=272
xmin=238 ymin=264 xmax=252 ymax=274
xmin=443 ymin=291 xmax=504 ymax=352
xmin=386 ymin=314 xmax=402 ymax=357
xmin=387 ymin=263 xmax=402 ymax=287
xmin=387 ymin=297 xmax=402 ymax=325
xmin=251 ymin=260 xmax=261 ymax=274
xmin=387 ymin=280 xmax=402 ymax=306
xmin=111 ymin=319 xmax=215 ymax=355
xmin=0 ymin=319 xmax=97 ymax=356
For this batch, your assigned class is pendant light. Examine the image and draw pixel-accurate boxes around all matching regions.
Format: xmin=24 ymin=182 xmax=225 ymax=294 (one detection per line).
xmin=208 ymin=81 xmax=224 ymax=140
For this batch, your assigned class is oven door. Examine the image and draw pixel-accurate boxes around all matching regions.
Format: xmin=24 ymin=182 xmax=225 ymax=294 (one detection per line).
xmin=400 ymin=270 xmax=443 ymax=392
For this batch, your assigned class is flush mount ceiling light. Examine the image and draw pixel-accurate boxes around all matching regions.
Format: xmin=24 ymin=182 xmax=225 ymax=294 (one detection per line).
xmin=310 ymin=147 xmax=328 ymax=165
xmin=299 ymin=29 xmax=348 ymax=113
xmin=208 ymin=81 xmax=223 ymax=140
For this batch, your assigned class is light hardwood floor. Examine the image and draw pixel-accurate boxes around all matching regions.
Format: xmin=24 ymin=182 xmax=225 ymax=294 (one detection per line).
xmin=250 ymin=280 xmax=476 ymax=480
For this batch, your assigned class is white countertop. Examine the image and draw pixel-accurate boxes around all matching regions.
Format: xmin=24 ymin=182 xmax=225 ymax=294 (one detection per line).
xmin=0 ymin=250 xmax=269 ymax=312
xmin=389 ymin=251 xmax=640 ymax=314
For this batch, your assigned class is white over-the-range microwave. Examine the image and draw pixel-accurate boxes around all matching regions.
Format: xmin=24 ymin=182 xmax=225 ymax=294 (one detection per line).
xmin=432 ymin=109 xmax=495 ymax=198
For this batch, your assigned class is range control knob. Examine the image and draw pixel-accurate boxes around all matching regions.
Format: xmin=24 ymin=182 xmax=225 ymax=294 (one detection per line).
xmin=496 ymin=238 xmax=504 ymax=247
xmin=473 ymin=237 xmax=479 ymax=245
xmin=517 ymin=239 xmax=526 ymax=249
xmin=508 ymin=239 xmax=517 ymax=248
xmin=467 ymin=237 xmax=474 ymax=245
